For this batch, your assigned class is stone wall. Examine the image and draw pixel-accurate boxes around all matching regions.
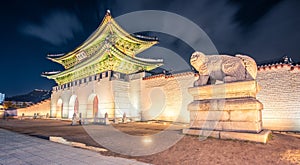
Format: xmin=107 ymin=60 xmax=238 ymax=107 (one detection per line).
xmin=50 ymin=71 xmax=196 ymax=123
xmin=17 ymin=99 xmax=51 ymax=117
xmin=141 ymin=72 xmax=196 ymax=123
xmin=46 ymin=65 xmax=300 ymax=131
xmin=50 ymin=71 xmax=116 ymax=119
xmin=141 ymin=64 xmax=300 ymax=129
xmin=112 ymin=72 xmax=145 ymax=119
xmin=257 ymin=64 xmax=300 ymax=131
xmin=50 ymin=71 xmax=145 ymax=120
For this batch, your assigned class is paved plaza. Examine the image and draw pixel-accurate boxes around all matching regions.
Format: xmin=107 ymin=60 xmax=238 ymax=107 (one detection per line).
xmin=0 ymin=128 xmax=149 ymax=165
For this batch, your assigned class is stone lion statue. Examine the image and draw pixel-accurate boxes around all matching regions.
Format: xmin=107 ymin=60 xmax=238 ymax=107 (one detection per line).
xmin=190 ymin=51 xmax=257 ymax=86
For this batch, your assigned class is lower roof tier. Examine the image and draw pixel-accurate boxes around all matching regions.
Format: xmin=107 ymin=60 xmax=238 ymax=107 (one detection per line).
xmin=42 ymin=46 xmax=163 ymax=85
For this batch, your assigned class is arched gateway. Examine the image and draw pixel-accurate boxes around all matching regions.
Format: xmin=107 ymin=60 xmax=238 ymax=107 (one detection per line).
xmin=93 ymin=96 xmax=98 ymax=118
xmin=69 ymin=95 xmax=79 ymax=118
xmin=87 ymin=94 xmax=99 ymax=122
xmin=56 ymin=99 xmax=63 ymax=118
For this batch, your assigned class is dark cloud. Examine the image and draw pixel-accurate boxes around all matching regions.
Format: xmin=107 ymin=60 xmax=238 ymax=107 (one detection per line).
xmin=110 ymin=0 xmax=300 ymax=63
xmin=20 ymin=11 xmax=83 ymax=46
xmin=231 ymin=0 xmax=300 ymax=62
xmin=230 ymin=0 xmax=283 ymax=28
xmin=111 ymin=0 xmax=237 ymax=53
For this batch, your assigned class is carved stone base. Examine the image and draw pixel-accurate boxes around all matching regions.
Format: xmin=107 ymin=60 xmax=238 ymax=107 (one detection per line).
xmin=183 ymin=80 xmax=271 ymax=143
xmin=182 ymin=129 xmax=271 ymax=143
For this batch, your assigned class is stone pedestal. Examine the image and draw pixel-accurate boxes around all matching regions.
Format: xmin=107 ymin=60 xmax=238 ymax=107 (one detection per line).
xmin=71 ymin=119 xmax=77 ymax=126
xmin=104 ymin=117 xmax=110 ymax=125
xmin=122 ymin=113 xmax=127 ymax=123
xmin=71 ymin=113 xmax=78 ymax=126
xmin=183 ymin=80 xmax=271 ymax=143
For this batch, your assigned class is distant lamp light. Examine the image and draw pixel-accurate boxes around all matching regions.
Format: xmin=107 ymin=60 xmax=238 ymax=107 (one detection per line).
xmin=142 ymin=137 xmax=152 ymax=144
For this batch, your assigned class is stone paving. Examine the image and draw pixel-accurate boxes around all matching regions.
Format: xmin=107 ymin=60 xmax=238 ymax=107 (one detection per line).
xmin=0 ymin=129 xmax=150 ymax=165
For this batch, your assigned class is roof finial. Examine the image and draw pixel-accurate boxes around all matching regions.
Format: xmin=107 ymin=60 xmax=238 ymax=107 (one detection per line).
xmin=282 ymin=55 xmax=293 ymax=64
xmin=107 ymin=9 xmax=111 ymax=14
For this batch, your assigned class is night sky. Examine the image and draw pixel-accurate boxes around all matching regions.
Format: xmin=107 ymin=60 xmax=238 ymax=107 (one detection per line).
xmin=0 ymin=0 xmax=299 ymax=97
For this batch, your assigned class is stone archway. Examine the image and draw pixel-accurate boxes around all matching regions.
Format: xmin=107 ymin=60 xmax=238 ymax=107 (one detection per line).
xmin=93 ymin=96 xmax=99 ymax=118
xmin=74 ymin=98 xmax=79 ymax=114
xmin=56 ymin=99 xmax=63 ymax=118
xmin=69 ymin=95 xmax=79 ymax=118
xmin=87 ymin=94 xmax=99 ymax=119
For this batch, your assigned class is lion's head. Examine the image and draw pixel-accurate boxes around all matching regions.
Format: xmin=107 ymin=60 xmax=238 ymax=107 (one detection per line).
xmin=190 ymin=51 xmax=207 ymax=74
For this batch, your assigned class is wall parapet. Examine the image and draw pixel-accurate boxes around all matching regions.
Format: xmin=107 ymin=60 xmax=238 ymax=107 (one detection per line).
xmin=258 ymin=63 xmax=300 ymax=72
xmin=17 ymin=99 xmax=51 ymax=117
xmin=142 ymin=71 xmax=197 ymax=80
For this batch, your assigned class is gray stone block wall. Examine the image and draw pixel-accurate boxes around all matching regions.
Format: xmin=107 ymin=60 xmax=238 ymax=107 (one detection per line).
xmin=257 ymin=64 xmax=300 ymax=131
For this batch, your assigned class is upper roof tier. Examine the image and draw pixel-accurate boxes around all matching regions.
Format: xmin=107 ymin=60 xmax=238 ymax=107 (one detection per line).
xmin=47 ymin=10 xmax=159 ymax=69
